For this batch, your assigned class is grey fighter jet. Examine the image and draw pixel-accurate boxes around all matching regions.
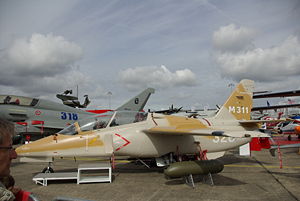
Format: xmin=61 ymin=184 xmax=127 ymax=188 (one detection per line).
xmin=0 ymin=88 xmax=154 ymax=143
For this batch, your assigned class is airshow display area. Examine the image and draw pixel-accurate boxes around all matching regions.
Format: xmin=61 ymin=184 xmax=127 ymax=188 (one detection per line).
xmin=3 ymin=80 xmax=300 ymax=201
xmin=1 ymin=2 xmax=300 ymax=200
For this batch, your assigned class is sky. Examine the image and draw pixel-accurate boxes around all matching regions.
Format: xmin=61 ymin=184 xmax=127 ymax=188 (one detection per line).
xmin=0 ymin=0 xmax=300 ymax=111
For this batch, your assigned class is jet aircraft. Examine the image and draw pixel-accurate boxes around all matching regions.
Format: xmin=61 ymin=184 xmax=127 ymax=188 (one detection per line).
xmin=0 ymin=88 xmax=154 ymax=143
xmin=17 ymin=79 xmax=270 ymax=179
xmin=56 ymin=90 xmax=91 ymax=108
xmin=274 ymin=119 xmax=300 ymax=140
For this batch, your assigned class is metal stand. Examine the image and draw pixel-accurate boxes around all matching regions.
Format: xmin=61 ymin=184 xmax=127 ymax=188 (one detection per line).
xmin=184 ymin=174 xmax=195 ymax=188
xmin=77 ymin=162 xmax=111 ymax=184
xmin=183 ymin=173 xmax=215 ymax=188
xmin=202 ymin=173 xmax=214 ymax=186
xmin=33 ymin=162 xmax=112 ymax=186
xmin=137 ymin=158 xmax=150 ymax=168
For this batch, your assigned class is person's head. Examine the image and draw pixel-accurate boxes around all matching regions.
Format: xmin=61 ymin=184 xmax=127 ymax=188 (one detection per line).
xmin=0 ymin=119 xmax=17 ymax=177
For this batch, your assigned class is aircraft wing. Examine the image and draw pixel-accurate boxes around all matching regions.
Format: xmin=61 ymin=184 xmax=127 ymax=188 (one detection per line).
xmin=253 ymin=90 xmax=300 ymax=98
xmin=269 ymin=143 xmax=300 ymax=156
xmin=252 ymin=104 xmax=300 ymax=111
xmin=144 ymin=127 xmax=269 ymax=138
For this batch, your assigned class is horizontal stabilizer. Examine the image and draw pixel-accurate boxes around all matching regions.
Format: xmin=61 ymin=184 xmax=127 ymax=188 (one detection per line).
xmin=222 ymin=130 xmax=270 ymax=138
xmin=239 ymin=119 xmax=286 ymax=126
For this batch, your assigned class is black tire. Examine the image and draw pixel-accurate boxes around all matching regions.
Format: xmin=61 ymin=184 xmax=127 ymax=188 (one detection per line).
xmin=12 ymin=135 xmax=22 ymax=145
xmin=20 ymin=137 xmax=25 ymax=144
xmin=42 ymin=167 xmax=54 ymax=173
xmin=288 ymin=135 xmax=292 ymax=141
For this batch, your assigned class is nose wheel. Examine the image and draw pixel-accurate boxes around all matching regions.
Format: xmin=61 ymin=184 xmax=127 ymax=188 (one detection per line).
xmin=42 ymin=162 xmax=54 ymax=173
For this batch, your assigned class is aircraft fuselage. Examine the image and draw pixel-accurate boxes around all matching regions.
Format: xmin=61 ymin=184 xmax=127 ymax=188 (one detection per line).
xmin=16 ymin=114 xmax=252 ymax=160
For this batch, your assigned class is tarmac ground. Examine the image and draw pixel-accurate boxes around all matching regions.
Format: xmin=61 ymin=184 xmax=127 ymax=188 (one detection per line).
xmin=11 ymin=148 xmax=300 ymax=201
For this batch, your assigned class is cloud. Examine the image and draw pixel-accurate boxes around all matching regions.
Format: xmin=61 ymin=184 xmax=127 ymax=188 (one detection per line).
xmin=6 ymin=33 xmax=83 ymax=76
xmin=21 ymin=70 xmax=88 ymax=96
xmin=216 ymin=36 xmax=300 ymax=82
xmin=213 ymin=24 xmax=257 ymax=52
xmin=213 ymin=24 xmax=300 ymax=82
xmin=0 ymin=33 xmax=86 ymax=96
xmin=90 ymin=86 xmax=111 ymax=100
xmin=119 ymin=65 xmax=197 ymax=90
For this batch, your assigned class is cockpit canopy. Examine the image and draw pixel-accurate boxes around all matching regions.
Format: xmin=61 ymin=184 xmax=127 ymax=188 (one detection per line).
xmin=0 ymin=95 xmax=38 ymax=106
xmin=58 ymin=111 xmax=148 ymax=135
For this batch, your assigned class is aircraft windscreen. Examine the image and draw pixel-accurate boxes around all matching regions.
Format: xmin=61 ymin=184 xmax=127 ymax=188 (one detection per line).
xmin=80 ymin=113 xmax=113 ymax=131
xmin=109 ymin=111 xmax=147 ymax=127
xmin=58 ymin=111 xmax=147 ymax=135
xmin=58 ymin=111 xmax=115 ymax=135
xmin=58 ymin=124 xmax=77 ymax=135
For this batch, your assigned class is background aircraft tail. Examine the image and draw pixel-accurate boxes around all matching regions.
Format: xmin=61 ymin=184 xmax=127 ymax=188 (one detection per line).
xmin=214 ymin=79 xmax=254 ymax=120
xmin=116 ymin=88 xmax=155 ymax=111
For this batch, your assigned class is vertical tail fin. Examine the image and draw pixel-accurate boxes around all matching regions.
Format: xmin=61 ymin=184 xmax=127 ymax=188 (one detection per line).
xmin=116 ymin=88 xmax=155 ymax=111
xmin=214 ymin=79 xmax=254 ymax=120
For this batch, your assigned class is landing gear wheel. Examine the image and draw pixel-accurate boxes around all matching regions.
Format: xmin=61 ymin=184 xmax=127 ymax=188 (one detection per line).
xmin=288 ymin=135 xmax=292 ymax=141
xmin=42 ymin=167 xmax=54 ymax=173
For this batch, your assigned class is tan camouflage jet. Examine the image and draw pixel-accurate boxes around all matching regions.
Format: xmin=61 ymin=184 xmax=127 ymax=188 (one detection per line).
xmin=16 ymin=79 xmax=269 ymax=170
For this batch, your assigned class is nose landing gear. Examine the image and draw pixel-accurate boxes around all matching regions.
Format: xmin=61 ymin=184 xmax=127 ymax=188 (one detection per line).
xmin=42 ymin=162 xmax=54 ymax=173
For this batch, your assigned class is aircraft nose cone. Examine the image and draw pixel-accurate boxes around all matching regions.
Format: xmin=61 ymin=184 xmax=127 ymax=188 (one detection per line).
xmin=295 ymin=125 xmax=300 ymax=134
xmin=15 ymin=144 xmax=30 ymax=156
